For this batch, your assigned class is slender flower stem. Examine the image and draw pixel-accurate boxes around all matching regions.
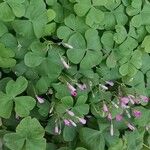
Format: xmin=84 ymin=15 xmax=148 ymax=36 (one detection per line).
xmin=143 ymin=143 xmax=150 ymax=149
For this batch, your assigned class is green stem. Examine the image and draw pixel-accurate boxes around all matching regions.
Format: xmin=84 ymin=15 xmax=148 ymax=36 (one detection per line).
xmin=143 ymin=143 xmax=150 ymax=149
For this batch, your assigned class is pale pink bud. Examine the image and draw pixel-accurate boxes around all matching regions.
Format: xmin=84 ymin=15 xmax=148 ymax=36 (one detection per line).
xmin=110 ymin=123 xmax=114 ymax=136
xmin=133 ymin=110 xmax=141 ymax=118
xmin=54 ymin=125 xmax=59 ymax=134
xmin=69 ymin=120 xmax=77 ymax=127
xmin=67 ymin=82 xmax=77 ymax=96
xmin=60 ymin=57 xmax=70 ymax=69
xmin=78 ymin=117 xmax=86 ymax=124
xmin=128 ymin=95 xmax=135 ymax=104
xmin=140 ymin=95 xmax=149 ymax=102
xmin=127 ymin=123 xmax=135 ymax=130
xmin=76 ymin=83 xmax=87 ymax=90
xmin=105 ymin=81 xmax=114 ymax=86
xmin=67 ymin=82 xmax=76 ymax=92
xmin=62 ymin=42 xmax=73 ymax=49
xmin=66 ymin=110 xmax=75 ymax=116
xmin=15 ymin=114 xmax=19 ymax=120
xmin=99 ymin=84 xmax=108 ymax=90
xmin=125 ymin=109 xmax=131 ymax=118
xmin=103 ymin=103 xmax=109 ymax=112
xmin=64 ymin=119 xmax=70 ymax=126
xmin=115 ymin=114 xmax=123 ymax=121
xmin=108 ymin=113 xmax=112 ymax=120
xmin=36 ymin=95 xmax=44 ymax=103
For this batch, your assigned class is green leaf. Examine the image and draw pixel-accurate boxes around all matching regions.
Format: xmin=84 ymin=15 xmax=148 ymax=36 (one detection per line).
xmin=46 ymin=0 xmax=57 ymax=6
xmin=85 ymin=29 xmax=101 ymax=50
xmin=86 ymin=7 xmax=104 ymax=27
xmin=0 ymin=92 xmax=13 ymax=118
xmin=72 ymin=95 xmax=89 ymax=115
xmin=57 ymin=26 xmax=73 ymax=41
xmin=61 ymin=96 xmax=74 ymax=107
xmin=24 ymin=52 xmax=45 ymax=67
xmin=80 ymin=50 xmax=102 ymax=69
xmin=141 ymin=35 xmax=150 ymax=53
xmin=47 ymin=9 xmax=56 ymax=22
xmin=25 ymin=0 xmax=48 ymax=38
xmin=6 ymin=76 xmax=28 ymax=98
xmin=68 ymin=33 xmax=86 ymax=49
xmin=4 ymin=133 xmax=25 ymax=150
xmin=76 ymin=95 xmax=87 ymax=105
xmin=67 ymin=33 xmax=86 ymax=64
xmin=80 ymin=128 xmax=105 ymax=150
xmin=130 ymin=50 xmax=142 ymax=69
xmin=0 ymin=43 xmax=16 ymax=68
xmin=36 ymin=77 xmax=50 ymax=94
xmin=79 ymin=29 xmax=102 ymax=69
xmin=74 ymin=0 xmax=91 ymax=17
xmin=106 ymin=52 xmax=117 ymax=68
xmin=0 ymin=22 xmax=8 ymax=37
xmin=63 ymin=126 xmax=76 ymax=142
xmin=6 ymin=0 xmax=26 ymax=17
xmin=4 ymin=117 xmax=46 ymax=150
xmin=76 ymin=148 xmax=87 ymax=150
xmin=12 ymin=20 xmax=35 ymax=38
xmin=14 ymin=96 xmax=36 ymax=117
xmin=101 ymin=31 xmax=114 ymax=49
xmin=114 ymin=25 xmax=127 ymax=44
xmin=0 ymin=2 xmax=15 ymax=21
xmin=37 ymin=100 xmax=51 ymax=117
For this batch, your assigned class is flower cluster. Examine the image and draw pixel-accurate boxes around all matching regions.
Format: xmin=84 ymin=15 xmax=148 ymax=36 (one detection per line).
xmin=102 ymin=94 xmax=149 ymax=136
xmin=54 ymin=109 xmax=86 ymax=134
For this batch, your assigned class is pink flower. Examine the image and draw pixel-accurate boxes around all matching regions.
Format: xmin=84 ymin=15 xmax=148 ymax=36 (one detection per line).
xmin=105 ymin=81 xmax=114 ymax=86
xmin=66 ymin=110 xmax=75 ymax=116
xmin=60 ymin=57 xmax=70 ymax=69
xmin=120 ymin=97 xmax=129 ymax=108
xmin=140 ymin=95 xmax=149 ymax=102
xmin=103 ymin=103 xmax=109 ymax=112
xmin=115 ymin=114 xmax=123 ymax=121
xmin=121 ymin=97 xmax=129 ymax=104
xmin=77 ymin=117 xmax=86 ymax=124
xmin=133 ymin=110 xmax=141 ymax=118
xmin=127 ymin=123 xmax=135 ymax=130
xmin=36 ymin=95 xmax=44 ymax=103
xmin=71 ymin=90 xmax=77 ymax=97
xmin=69 ymin=120 xmax=77 ymax=127
xmin=76 ymin=83 xmax=87 ymax=90
xmin=64 ymin=119 xmax=70 ymax=126
xmin=67 ymin=82 xmax=77 ymax=97
xmin=108 ymin=113 xmax=112 ymax=120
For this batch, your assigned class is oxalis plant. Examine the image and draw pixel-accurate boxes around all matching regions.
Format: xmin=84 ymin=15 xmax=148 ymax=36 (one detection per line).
xmin=0 ymin=0 xmax=150 ymax=150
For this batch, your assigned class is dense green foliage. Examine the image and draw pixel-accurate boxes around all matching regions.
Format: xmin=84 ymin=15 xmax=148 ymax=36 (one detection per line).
xmin=0 ymin=0 xmax=150 ymax=149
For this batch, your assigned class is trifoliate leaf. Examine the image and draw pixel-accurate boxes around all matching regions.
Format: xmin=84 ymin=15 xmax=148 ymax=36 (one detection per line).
xmin=4 ymin=117 xmax=46 ymax=150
